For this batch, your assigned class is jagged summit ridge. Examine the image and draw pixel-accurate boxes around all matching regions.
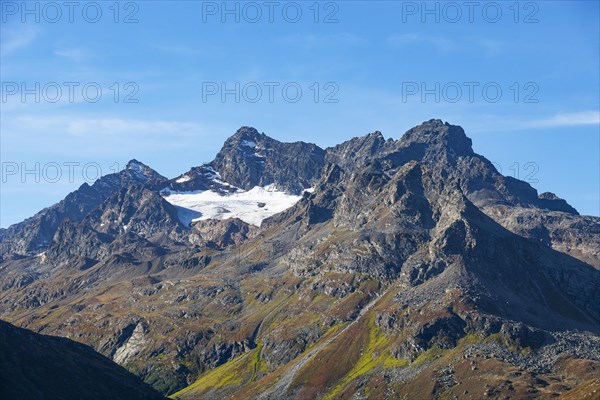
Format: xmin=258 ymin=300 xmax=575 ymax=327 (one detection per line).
xmin=324 ymin=130 xmax=392 ymax=172
xmin=125 ymin=159 xmax=167 ymax=183
xmin=400 ymin=118 xmax=474 ymax=156
xmin=229 ymin=126 xmax=264 ymax=142
xmin=209 ymin=127 xmax=325 ymax=194
xmin=0 ymin=120 xmax=583 ymax=257
xmin=1 ymin=119 xmax=599 ymax=399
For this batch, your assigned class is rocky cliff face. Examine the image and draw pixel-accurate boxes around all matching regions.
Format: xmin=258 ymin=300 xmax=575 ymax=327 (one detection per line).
xmin=0 ymin=120 xmax=598 ymax=399
xmin=482 ymin=205 xmax=600 ymax=270
xmin=324 ymin=130 xmax=397 ymax=172
xmin=390 ymin=120 xmax=578 ymax=213
xmin=210 ymin=126 xmax=325 ymax=194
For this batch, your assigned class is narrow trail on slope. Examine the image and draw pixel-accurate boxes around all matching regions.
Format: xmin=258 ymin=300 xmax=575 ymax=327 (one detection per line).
xmin=256 ymin=286 xmax=393 ymax=400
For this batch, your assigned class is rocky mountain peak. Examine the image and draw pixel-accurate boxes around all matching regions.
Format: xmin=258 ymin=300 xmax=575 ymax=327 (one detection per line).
xmin=124 ymin=159 xmax=165 ymax=183
xmin=126 ymin=159 xmax=146 ymax=168
xmin=537 ymin=191 xmax=578 ymax=214
xmin=209 ymin=127 xmax=325 ymax=194
xmin=364 ymin=130 xmax=385 ymax=142
xmin=324 ymin=130 xmax=391 ymax=173
xmin=214 ymin=127 xmax=267 ymax=160
xmin=222 ymin=126 xmax=266 ymax=153
xmin=231 ymin=126 xmax=263 ymax=141
xmin=538 ymin=192 xmax=562 ymax=201
xmin=400 ymin=119 xmax=474 ymax=157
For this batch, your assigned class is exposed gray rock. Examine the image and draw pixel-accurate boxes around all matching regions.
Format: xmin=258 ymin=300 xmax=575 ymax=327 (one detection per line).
xmin=210 ymin=126 xmax=325 ymax=194
xmin=114 ymin=322 xmax=148 ymax=364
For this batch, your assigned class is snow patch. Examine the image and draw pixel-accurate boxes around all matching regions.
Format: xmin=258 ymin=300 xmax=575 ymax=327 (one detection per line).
xmin=176 ymin=175 xmax=192 ymax=183
xmin=241 ymin=140 xmax=257 ymax=148
xmin=200 ymin=165 xmax=239 ymax=189
xmin=163 ymin=186 xmax=304 ymax=227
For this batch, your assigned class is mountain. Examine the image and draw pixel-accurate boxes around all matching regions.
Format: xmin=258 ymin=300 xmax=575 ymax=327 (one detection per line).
xmin=1 ymin=120 xmax=599 ymax=399
xmin=210 ymin=126 xmax=325 ymax=194
xmin=0 ymin=319 xmax=165 ymax=400
xmin=167 ymin=126 xmax=325 ymax=195
xmin=0 ymin=160 xmax=168 ymax=257
xmin=388 ymin=120 xmax=578 ymax=213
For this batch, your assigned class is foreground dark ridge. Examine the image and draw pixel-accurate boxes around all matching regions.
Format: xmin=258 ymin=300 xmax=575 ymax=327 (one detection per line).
xmin=0 ymin=119 xmax=599 ymax=399
xmin=0 ymin=319 xmax=165 ymax=400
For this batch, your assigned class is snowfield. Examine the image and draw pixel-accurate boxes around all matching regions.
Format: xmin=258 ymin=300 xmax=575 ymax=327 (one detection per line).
xmin=175 ymin=175 xmax=192 ymax=183
xmin=162 ymin=185 xmax=305 ymax=227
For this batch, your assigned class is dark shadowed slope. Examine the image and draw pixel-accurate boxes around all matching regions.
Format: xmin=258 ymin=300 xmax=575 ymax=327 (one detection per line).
xmin=0 ymin=319 xmax=165 ymax=400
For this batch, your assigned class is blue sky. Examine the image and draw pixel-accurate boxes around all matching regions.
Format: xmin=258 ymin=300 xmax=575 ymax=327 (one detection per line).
xmin=1 ymin=0 xmax=599 ymax=227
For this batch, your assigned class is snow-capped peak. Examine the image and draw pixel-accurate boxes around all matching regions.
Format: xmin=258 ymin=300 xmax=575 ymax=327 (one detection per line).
xmin=125 ymin=159 xmax=157 ymax=181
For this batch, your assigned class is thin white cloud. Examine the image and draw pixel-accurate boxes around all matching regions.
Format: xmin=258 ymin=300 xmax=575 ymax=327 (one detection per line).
xmin=477 ymin=39 xmax=506 ymax=56
xmin=280 ymin=33 xmax=367 ymax=49
xmin=387 ymin=33 xmax=455 ymax=52
xmin=153 ymin=44 xmax=204 ymax=56
xmin=54 ymin=48 xmax=90 ymax=63
xmin=388 ymin=33 xmax=507 ymax=56
xmin=528 ymin=111 xmax=600 ymax=128
xmin=463 ymin=111 xmax=600 ymax=133
xmin=1 ymin=114 xmax=218 ymax=159
xmin=15 ymin=115 xmax=202 ymax=138
xmin=0 ymin=25 xmax=39 ymax=56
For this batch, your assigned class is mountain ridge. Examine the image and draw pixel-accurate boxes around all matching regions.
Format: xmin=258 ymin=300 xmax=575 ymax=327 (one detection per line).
xmin=1 ymin=119 xmax=598 ymax=399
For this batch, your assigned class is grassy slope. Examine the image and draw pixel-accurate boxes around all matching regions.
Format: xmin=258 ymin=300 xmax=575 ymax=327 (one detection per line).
xmin=169 ymin=279 xmax=600 ymax=400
